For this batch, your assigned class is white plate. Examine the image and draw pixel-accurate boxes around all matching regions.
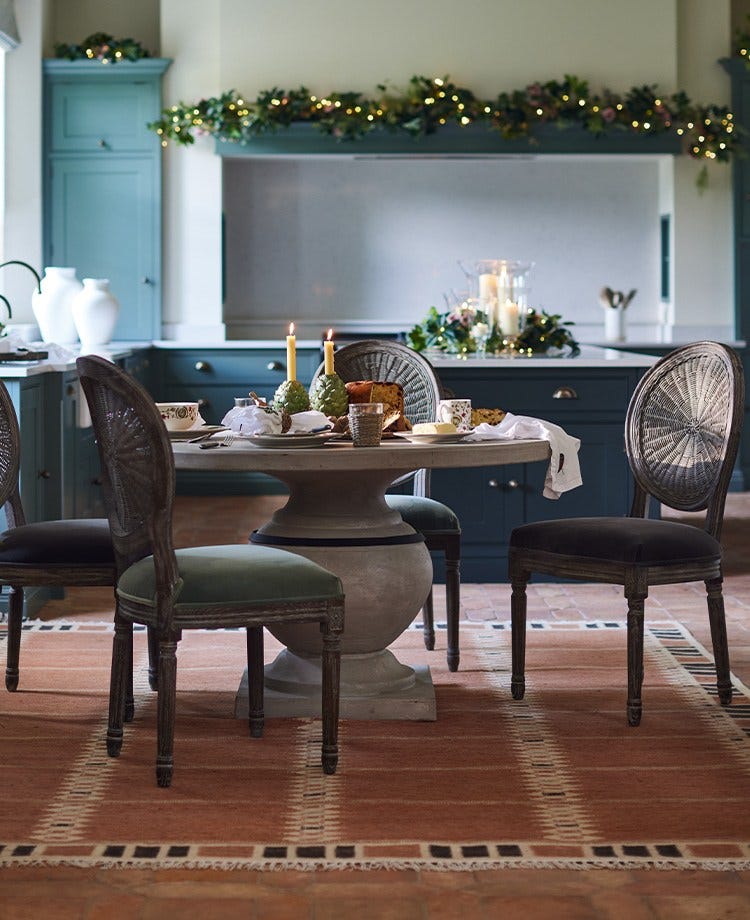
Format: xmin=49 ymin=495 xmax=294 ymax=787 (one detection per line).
xmin=393 ymin=431 xmax=471 ymax=445
xmin=247 ymin=432 xmax=335 ymax=449
xmin=168 ymin=425 xmax=226 ymax=441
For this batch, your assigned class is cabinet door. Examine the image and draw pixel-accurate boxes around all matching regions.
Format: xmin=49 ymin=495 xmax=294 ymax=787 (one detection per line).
xmin=18 ymin=380 xmax=52 ymax=524
xmin=48 ymin=157 xmax=158 ymax=340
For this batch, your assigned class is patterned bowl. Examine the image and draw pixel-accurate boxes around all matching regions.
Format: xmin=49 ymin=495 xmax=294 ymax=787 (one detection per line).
xmin=155 ymin=401 xmax=200 ymax=431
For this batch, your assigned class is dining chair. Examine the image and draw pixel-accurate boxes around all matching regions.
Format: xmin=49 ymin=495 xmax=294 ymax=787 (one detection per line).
xmin=0 ymin=378 xmax=122 ymax=697
xmin=508 ymin=341 xmax=744 ymax=725
xmin=311 ymin=339 xmax=463 ymax=670
xmin=77 ymin=354 xmax=345 ymax=787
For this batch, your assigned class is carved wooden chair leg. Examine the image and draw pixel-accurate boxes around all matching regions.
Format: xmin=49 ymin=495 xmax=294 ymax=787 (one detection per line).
xmin=107 ymin=616 xmax=130 ymax=757
xmin=705 ymin=576 xmax=733 ymax=705
xmin=445 ymin=548 xmax=461 ymax=672
xmin=510 ymin=569 xmax=529 ymax=700
xmin=147 ymin=626 xmax=159 ymax=691
xmin=247 ymin=625 xmax=264 ymax=738
xmin=421 ymin=588 xmax=435 ymax=651
xmin=124 ymin=618 xmax=135 ymax=723
xmin=4 ymin=584 xmax=22 ymax=692
xmin=626 ymin=591 xmax=647 ymax=726
xmin=156 ymin=637 xmax=179 ymax=788
xmin=321 ymin=607 xmax=343 ymax=776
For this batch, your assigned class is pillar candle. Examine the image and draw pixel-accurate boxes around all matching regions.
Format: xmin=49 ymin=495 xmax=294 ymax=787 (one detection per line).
xmin=499 ymin=300 xmax=520 ymax=336
xmin=478 ymin=273 xmax=497 ymax=309
xmin=497 ymin=269 xmax=510 ymax=304
xmin=324 ymin=329 xmax=335 ymax=375
xmin=286 ymin=322 xmax=297 ymax=381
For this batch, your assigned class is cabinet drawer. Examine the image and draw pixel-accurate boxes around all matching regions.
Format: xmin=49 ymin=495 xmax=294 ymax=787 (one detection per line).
xmin=444 ymin=372 xmax=632 ymax=419
xmin=158 ymin=349 xmax=319 ymax=387
xmin=49 ymin=82 xmax=158 ymax=152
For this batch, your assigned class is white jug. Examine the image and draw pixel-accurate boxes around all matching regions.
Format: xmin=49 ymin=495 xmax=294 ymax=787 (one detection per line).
xmin=31 ymin=266 xmax=82 ymax=344
xmin=71 ymin=278 xmax=120 ymax=351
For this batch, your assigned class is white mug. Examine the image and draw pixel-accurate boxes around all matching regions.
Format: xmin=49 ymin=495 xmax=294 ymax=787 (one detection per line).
xmin=437 ymin=398 xmax=472 ymax=431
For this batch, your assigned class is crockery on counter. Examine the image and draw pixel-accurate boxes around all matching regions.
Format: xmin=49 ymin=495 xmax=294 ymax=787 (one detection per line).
xmin=394 ymin=431 xmax=470 ymax=445
xmin=247 ymin=432 xmax=335 ymax=449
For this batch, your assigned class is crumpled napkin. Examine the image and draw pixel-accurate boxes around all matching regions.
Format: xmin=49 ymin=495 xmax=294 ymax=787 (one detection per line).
xmin=287 ymin=410 xmax=331 ymax=433
xmin=465 ymin=411 xmax=583 ymax=499
xmin=221 ymin=405 xmax=283 ymax=436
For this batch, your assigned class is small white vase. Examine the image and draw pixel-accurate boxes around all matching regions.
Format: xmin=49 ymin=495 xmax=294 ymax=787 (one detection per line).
xmin=71 ymin=278 xmax=120 ymax=351
xmin=603 ymin=307 xmax=626 ymax=343
xmin=31 ymin=266 xmax=82 ymax=344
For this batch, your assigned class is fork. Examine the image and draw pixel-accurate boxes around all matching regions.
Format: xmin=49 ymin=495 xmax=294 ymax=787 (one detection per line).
xmin=199 ymin=431 xmax=234 ymax=450
xmin=219 ymin=431 xmax=234 ymax=447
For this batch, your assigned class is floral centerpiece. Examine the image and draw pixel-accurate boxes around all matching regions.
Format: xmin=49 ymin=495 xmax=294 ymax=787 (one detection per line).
xmin=406 ymin=304 xmax=580 ymax=357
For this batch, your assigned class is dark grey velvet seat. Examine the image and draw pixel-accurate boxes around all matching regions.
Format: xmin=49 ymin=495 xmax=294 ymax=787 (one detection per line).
xmin=0 ymin=379 xmax=117 ymax=696
xmin=310 ymin=340 xmax=463 ymax=671
xmin=508 ymin=342 xmax=744 ymax=726
xmin=77 ymin=355 xmax=345 ymax=788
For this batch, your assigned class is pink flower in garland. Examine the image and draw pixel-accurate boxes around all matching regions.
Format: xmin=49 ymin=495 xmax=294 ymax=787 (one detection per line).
xmin=601 ymin=106 xmax=616 ymax=123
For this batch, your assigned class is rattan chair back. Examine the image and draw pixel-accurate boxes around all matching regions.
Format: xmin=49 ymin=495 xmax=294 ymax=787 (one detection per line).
xmin=0 ymin=380 xmax=26 ymax=528
xmin=625 ymin=342 xmax=744 ymax=537
xmin=77 ymin=356 xmax=178 ymax=589
xmin=311 ymin=340 xmax=442 ymax=426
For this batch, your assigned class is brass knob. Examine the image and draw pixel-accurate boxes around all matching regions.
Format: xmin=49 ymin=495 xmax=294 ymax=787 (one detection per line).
xmin=267 ymin=360 xmax=284 ymax=371
xmin=488 ymin=478 xmax=499 ymax=488
xmin=198 ymin=398 xmax=210 ymax=409
xmin=194 ymin=361 xmax=211 ymax=373
xmin=97 ymin=138 xmax=108 ymax=148
xmin=66 ymin=384 xmax=76 ymax=396
xmin=38 ymin=470 xmax=51 ymax=480
xmin=140 ymin=277 xmax=153 ymax=285
xmin=508 ymin=479 xmax=519 ymax=489
xmin=91 ymin=477 xmax=103 ymax=486
xmin=552 ymin=386 xmax=578 ymax=399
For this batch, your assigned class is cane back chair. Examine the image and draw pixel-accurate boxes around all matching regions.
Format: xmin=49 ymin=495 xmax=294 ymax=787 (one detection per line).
xmin=508 ymin=342 xmax=744 ymax=725
xmin=0 ymin=378 xmax=120 ymax=695
xmin=77 ymin=355 xmax=345 ymax=787
xmin=311 ymin=339 xmax=462 ymax=670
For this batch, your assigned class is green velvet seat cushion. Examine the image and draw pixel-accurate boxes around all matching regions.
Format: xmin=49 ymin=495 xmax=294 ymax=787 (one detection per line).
xmin=510 ymin=517 xmax=721 ymax=566
xmin=0 ymin=519 xmax=114 ymax=565
xmin=386 ymin=495 xmax=460 ymax=533
xmin=117 ymin=544 xmax=343 ymax=609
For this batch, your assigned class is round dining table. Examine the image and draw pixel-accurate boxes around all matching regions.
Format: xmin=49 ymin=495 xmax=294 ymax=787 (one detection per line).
xmin=172 ymin=435 xmax=550 ymax=720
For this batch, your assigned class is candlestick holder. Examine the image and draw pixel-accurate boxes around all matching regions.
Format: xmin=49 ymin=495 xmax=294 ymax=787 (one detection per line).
xmin=309 ymin=371 xmax=348 ymax=417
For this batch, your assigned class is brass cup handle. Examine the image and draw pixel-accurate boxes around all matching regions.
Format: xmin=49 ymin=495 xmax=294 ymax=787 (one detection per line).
xmin=552 ymin=386 xmax=578 ymax=399
xmin=488 ymin=478 xmax=520 ymax=489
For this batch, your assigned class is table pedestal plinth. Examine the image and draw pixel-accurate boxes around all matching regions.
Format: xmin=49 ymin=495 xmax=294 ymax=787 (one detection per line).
xmin=237 ymin=466 xmax=435 ymax=720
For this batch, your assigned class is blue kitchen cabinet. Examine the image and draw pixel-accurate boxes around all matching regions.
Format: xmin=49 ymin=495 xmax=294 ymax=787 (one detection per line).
xmin=42 ymin=60 xmax=170 ymax=342
xmin=430 ymin=364 xmax=645 ymax=581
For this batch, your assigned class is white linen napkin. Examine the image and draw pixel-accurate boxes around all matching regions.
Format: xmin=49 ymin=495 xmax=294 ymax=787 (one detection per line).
xmin=465 ymin=411 xmax=583 ymax=499
xmin=287 ymin=410 xmax=331 ymax=433
xmin=221 ymin=405 xmax=283 ymax=436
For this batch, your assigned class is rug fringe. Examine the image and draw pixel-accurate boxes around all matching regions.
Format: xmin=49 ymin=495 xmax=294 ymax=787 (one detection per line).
xmin=2 ymin=856 xmax=749 ymax=872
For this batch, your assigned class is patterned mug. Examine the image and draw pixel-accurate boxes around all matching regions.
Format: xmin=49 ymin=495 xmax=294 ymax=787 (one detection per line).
xmin=437 ymin=398 xmax=472 ymax=431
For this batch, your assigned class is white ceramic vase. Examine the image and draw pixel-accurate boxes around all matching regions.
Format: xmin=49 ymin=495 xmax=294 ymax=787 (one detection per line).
xmin=31 ymin=266 xmax=82 ymax=344
xmin=71 ymin=278 xmax=120 ymax=351
xmin=604 ymin=306 xmax=626 ymax=343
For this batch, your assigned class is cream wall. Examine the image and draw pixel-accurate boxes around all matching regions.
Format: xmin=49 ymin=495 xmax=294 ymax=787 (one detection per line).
xmin=1 ymin=0 xmax=737 ymax=339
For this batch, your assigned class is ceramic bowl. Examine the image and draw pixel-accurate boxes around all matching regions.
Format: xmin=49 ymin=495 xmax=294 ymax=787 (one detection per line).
xmin=156 ymin=401 xmax=200 ymax=431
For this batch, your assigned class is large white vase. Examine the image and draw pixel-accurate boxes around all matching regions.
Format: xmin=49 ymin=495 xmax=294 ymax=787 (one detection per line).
xmin=31 ymin=266 xmax=82 ymax=344
xmin=71 ymin=278 xmax=120 ymax=351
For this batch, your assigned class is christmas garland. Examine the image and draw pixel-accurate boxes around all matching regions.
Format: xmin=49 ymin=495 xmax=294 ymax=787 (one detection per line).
xmin=406 ymin=305 xmax=580 ymax=358
xmin=149 ymin=73 xmax=738 ymax=166
xmin=54 ymin=32 xmax=151 ymax=64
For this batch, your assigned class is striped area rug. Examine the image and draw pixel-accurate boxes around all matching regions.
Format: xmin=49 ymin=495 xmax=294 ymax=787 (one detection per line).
xmin=1 ymin=619 xmax=749 ymax=871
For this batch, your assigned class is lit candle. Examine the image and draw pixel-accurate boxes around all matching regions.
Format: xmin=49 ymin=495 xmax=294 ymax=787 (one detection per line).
xmin=286 ymin=322 xmax=297 ymax=381
xmin=323 ymin=328 xmax=335 ymax=375
xmin=497 ymin=267 xmax=510 ymax=304
xmin=478 ymin=273 xmax=497 ymax=312
xmin=499 ymin=300 xmax=520 ymax=336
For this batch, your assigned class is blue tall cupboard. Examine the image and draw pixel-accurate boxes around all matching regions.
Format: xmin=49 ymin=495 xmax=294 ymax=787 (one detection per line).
xmin=42 ymin=59 xmax=170 ymax=341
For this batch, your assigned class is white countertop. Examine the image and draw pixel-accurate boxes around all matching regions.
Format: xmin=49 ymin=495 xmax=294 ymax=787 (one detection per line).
xmin=429 ymin=345 xmax=659 ymax=368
